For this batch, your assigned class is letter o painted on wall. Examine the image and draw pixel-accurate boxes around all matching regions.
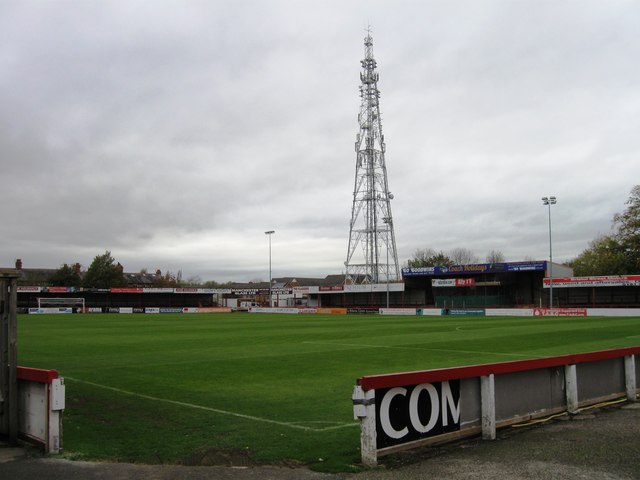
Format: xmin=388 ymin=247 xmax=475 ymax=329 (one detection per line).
xmin=409 ymin=383 xmax=439 ymax=433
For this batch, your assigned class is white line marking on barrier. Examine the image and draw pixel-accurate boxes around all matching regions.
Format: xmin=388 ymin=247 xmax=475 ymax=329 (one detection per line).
xmin=66 ymin=377 xmax=355 ymax=432
xmin=303 ymin=341 xmax=533 ymax=358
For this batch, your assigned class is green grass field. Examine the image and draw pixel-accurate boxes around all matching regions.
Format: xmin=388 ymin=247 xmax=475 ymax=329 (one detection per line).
xmin=18 ymin=313 xmax=640 ymax=471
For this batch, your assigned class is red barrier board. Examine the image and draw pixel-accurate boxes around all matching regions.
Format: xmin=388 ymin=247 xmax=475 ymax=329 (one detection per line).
xmin=17 ymin=366 xmax=59 ymax=384
xmin=357 ymin=346 xmax=640 ymax=391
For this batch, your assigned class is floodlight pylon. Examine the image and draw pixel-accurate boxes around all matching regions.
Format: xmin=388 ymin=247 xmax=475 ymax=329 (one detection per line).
xmin=345 ymin=30 xmax=399 ymax=284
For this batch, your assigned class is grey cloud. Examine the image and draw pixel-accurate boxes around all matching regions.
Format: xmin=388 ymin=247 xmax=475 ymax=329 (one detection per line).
xmin=1 ymin=1 xmax=639 ymax=281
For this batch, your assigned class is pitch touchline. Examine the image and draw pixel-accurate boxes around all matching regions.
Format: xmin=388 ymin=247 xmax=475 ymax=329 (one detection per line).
xmin=66 ymin=377 xmax=355 ymax=432
xmin=303 ymin=341 xmax=533 ymax=358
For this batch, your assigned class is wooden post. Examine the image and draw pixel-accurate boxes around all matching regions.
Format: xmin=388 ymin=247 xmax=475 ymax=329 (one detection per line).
xmin=0 ymin=275 xmax=6 ymax=437
xmin=0 ymin=272 xmax=19 ymax=444
xmin=481 ymin=374 xmax=496 ymax=440
xmin=565 ymin=364 xmax=578 ymax=414
xmin=625 ymin=355 xmax=636 ymax=402
xmin=353 ymin=385 xmax=377 ymax=466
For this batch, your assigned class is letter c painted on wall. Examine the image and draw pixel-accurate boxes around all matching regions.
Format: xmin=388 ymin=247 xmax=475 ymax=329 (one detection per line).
xmin=379 ymin=387 xmax=408 ymax=439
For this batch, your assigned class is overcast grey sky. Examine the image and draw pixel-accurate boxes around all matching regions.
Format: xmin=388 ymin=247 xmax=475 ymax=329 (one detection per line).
xmin=1 ymin=0 xmax=639 ymax=282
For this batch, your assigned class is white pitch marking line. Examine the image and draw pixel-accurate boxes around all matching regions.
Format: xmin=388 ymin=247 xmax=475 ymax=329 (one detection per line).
xmin=303 ymin=341 xmax=533 ymax=358
xmin=289 ymin=421 xmax=359 ymax=432
xmin=315 ymin=423 xmax=359 ymax=431
xmin=66 ymin=377 xmax=355 ymax=432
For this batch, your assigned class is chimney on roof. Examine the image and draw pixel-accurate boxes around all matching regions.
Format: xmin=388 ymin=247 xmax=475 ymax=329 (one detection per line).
xmin=15 ymin=258 xmax=22 ymax=270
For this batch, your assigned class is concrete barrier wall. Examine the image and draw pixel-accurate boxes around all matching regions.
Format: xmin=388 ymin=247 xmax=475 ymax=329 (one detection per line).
xmin=577 ymin=358 xmax=626 ymax=403
xmin=353 ymin=347 xmax=640 ymax=466
xmin=16 ymin=367 xmax=65 ymax=454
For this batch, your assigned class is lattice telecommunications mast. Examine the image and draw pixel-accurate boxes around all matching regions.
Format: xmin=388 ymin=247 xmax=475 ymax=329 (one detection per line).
xmin=345 ymin=31 xmax=399 ymax=284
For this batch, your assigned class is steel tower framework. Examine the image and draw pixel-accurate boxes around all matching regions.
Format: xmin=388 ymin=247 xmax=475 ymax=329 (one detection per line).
xmin=345 ymin=31 xmax=399 ymax=284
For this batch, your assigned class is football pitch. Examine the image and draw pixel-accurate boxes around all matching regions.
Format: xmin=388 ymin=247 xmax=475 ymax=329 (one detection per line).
xmin=18 ymin=313 xmax=640 ymax=471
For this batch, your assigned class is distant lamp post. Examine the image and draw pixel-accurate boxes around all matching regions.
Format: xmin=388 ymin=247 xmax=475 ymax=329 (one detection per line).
xmin=265 ymin=230 xmax=275 ymax=307
xmin=383 ymin=217 xmax=391 ymax=309
xmin=541 ymin=196 xmax=557 ymax=310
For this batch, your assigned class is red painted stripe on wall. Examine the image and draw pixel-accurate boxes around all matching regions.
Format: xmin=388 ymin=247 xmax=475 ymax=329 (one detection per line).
xmin=358 ymin=346 xmax=640 ymax=391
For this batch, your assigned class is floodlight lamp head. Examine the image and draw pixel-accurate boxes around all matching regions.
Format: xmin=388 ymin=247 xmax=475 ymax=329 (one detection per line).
xmin=549 ymin=196 xmax=557 ymax=204
xmin=265 ymin=230 xmax=275 ymax=235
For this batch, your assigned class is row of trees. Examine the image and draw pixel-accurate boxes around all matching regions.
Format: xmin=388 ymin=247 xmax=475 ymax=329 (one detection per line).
xmin=48 ymin=251 xmax=124 ymax=288
xmin=406 ymin=248 xmax=505 ymax=268
xmin=48 ymin=251 xmax=209 ymax=289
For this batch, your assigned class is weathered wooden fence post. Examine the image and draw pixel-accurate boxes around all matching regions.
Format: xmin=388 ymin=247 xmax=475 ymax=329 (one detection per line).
xmin=0 ymin=271 xmax=19 ymax=444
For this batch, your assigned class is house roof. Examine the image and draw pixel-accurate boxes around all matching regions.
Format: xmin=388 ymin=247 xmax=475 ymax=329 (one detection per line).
xmin=124 ymin=272 xmax=157 ymax=286
xmin=16 ymin=268 xmax=57 ymax=285
xmin=225 ymin=275 xmax=349 ymax=290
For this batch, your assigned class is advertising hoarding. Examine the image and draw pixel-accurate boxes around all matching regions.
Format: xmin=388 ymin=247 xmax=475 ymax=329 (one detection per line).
xmin=543 ymin=275 xmax=640 ymax=288
xmin=403 ymin=261 xmax=546 ymax=277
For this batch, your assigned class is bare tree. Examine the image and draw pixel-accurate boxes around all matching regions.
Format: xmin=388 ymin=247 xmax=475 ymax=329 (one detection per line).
xmin=406 ymin=248 xmax=453 ymax=268
xmin=486 ymin=250 xmax=506 ymax=263
xmin=449 ymin=248 xmax=479 ymax=265
xmin=407 ymin=248 xmax=436 ymax=267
